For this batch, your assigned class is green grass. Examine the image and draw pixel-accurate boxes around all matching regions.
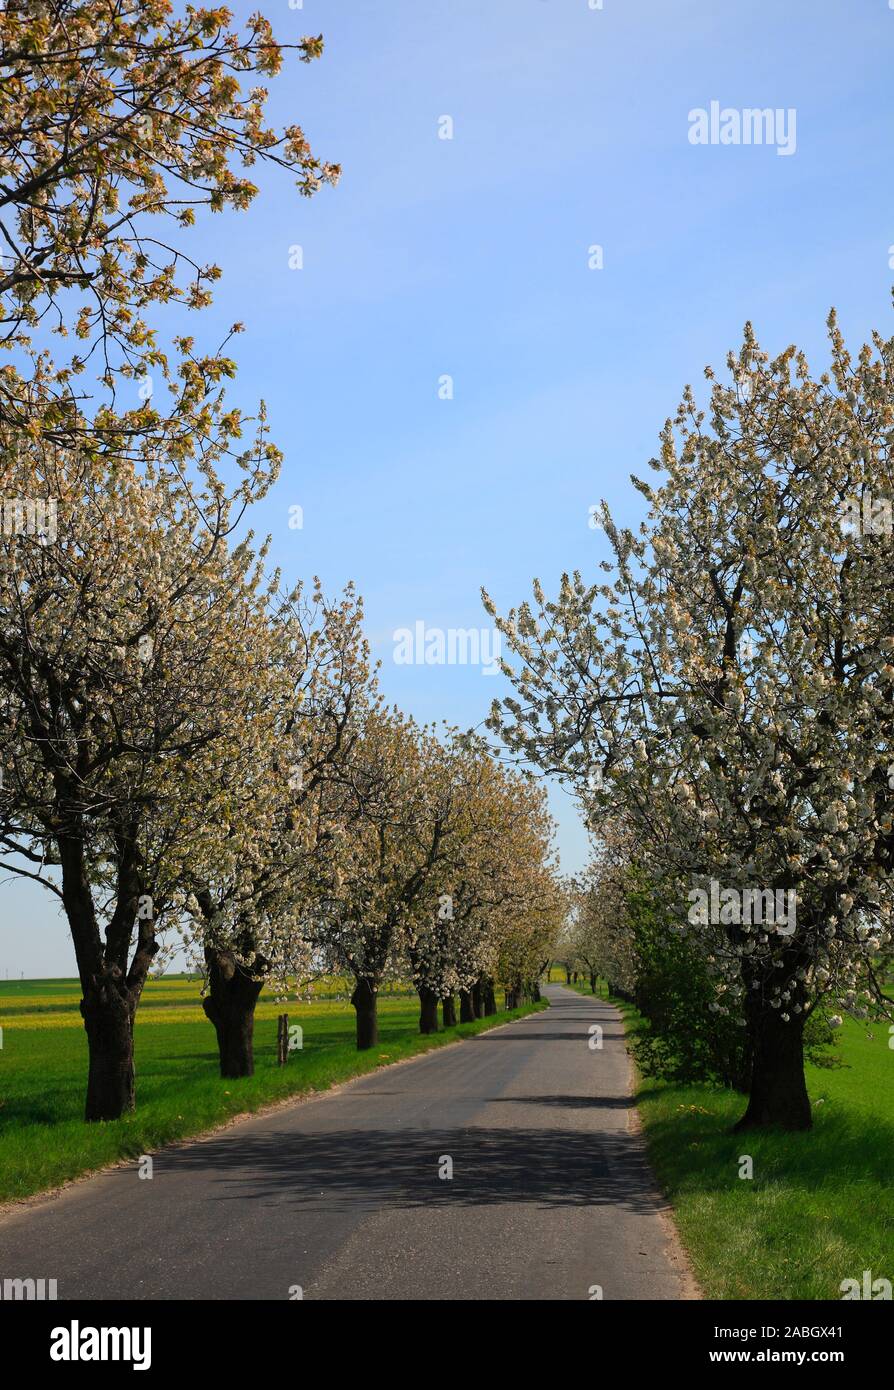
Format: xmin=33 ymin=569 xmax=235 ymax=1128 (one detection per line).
xmin=0 ymin=978 xmax=547 ymax=1205
xmin=569 ymin=978 xmax=894 ymax=1300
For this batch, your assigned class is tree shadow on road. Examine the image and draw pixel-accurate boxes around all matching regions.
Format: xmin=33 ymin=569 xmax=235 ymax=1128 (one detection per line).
xmin=474 ymin=1029 xmax=625 ymax=1042
xmin=145 ymin=1122 xmax=666 ymax=1216
xmin=488 ymin=1094 xmax=633 ymax=1111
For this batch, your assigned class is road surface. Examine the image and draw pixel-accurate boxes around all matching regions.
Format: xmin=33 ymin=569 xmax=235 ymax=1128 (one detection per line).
xmin=0 ymin=985 xmax=694 ymax=1300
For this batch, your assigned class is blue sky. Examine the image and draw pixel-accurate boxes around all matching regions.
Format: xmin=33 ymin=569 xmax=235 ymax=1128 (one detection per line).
xmin=4 ymin=0 xmax=894 ymax=976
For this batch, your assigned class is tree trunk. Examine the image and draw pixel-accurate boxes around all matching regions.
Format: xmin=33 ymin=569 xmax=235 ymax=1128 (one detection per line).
xmin=459 ymin=988 xmax=475 ymax=1023
xmin=589 ymin=972 xmax=596 ymax=994
xmin=202 ymin=947 xmax=266 ymax=1078
xmin=471 ymin=979 xmax=483 ymax=1018
xmin=60 ymin=830 xmax=152 ymax=1123
xmin=734 ymin=1001 xmax=811 ymax=1131
xmin=441 ymin=993 xmax=457 ymax=1027
xmin=726 ymin=1030 xmax=754 ymax=1094
xmin=351 ymin=976 xmax=379 ymax=1050
xmin=81 ymin=971 xmax=137 ymax=1121
xmin=565 ymin=967 xmax=571 ymax=984
xmin=482 ymin=976 xmax=496 ymax=1016
xmin=418 ymin=985 xmax=440 ymax=1034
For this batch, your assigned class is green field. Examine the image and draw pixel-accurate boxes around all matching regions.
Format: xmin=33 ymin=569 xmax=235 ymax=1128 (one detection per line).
xmin=0 ymin=977 xmax=546 ymax=1205
xmin=570 ymin=980 xmax=894 ymax=1300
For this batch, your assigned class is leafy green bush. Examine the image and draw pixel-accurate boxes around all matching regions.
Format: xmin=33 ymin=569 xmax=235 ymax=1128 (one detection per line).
xmin=623 ymin=882 xmax=751 ymax=1088
xmin=803 ymin=1006 xmax=845 ymax=1070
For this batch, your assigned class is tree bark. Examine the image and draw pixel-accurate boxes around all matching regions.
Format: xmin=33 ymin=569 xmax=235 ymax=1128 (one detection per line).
xmin=459 ymin=988 xmax=475 ymax=1023
xmin=482 ymin=976 xmax=497 ymax=1016
xmin=202 ymin=947 xmax=266 ymax=1078
xmin=734 ymin=1000 xmax=811 ymax=1131
xmin=441 ymin=993 xmax=457 ymax=1027
xmin=418 ymin=985 xmax=440 ymax=1034
xmin=60 ymin=828 xmax=154 ymax=1123
xmin=351 ymin=976 xmax=379 ymax=1049
xmin=471 ymin=979 xmax=483 ymax=1018
xmin=81 ymin=970 xmax=138 ymax=1121
xmin=589 ymin=972 xmax=597 ymax=994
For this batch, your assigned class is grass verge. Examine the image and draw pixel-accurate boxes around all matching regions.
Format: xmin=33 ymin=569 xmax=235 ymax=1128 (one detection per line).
xmin=568 ymin=979 xmax=893 ymax=1300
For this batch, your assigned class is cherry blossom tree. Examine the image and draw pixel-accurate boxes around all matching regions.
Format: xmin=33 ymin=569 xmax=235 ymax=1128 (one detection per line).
xmin=497 ymin=880 xmax=563 ymax=1010
xmin=181 ymin=581 xmax=374 ymax=1077
xmin=567 ymin=827 xmax=639 ymax=998
xmin=485 ymin=311 xmax=894 ymax=1130
xmin=314 ymin=708 xmax=447 ymax=1049
xmin=315 ymin=709 xmax=564 ymax=1045
xmin=0 ymin=0 xmax=338 ymax=429
xmin=0 ymin=409 xmax=280 ymax=1120
xmin=402 ymin=735 xmax=556 ymax=1031
xmin=0 ymin=0 xmax=339 ymax=1118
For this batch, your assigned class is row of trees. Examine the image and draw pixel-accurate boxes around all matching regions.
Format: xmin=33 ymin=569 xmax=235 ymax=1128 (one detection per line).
xmin=0 ymin=428 xmax=562 ymax=1119
xmin=0 ymin=2 xmax=563 ymax=1122
xmin=487 ymin=310 xmax=894 ymax=1131
xmin=0 ymin=435 xmax=562 ymax=1120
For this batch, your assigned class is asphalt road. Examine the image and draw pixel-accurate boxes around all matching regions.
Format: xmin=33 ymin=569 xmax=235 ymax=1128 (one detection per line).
xmin=0 ymin=985 xmax=694 ymax=1300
